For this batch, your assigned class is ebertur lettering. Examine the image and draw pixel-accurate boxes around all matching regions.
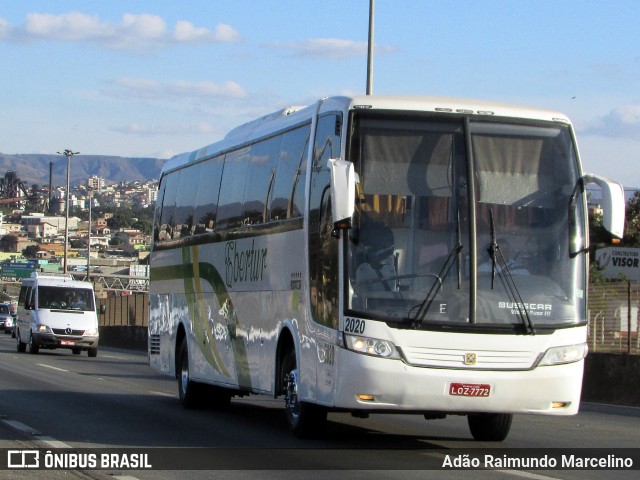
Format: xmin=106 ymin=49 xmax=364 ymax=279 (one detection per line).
xmin=225 ymin=240 xmax=267 ymax=288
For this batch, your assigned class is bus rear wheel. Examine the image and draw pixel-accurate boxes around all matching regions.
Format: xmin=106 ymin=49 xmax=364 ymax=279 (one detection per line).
xmin=282 ymin=350 xmax=326 ymax=438
xmin=177 ymin=339 xmax=202 ymax=408
xmin=467 ymin=413 xmax=513 ymax=441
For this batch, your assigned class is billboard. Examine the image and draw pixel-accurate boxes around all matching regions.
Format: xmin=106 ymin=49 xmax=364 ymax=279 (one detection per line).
xmin=594 ymin=247 xmax=640 ymax=281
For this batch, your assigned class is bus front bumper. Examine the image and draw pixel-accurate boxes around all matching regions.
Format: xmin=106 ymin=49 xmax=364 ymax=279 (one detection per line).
xmin=331 ymin=348 xmax=583 ymax=415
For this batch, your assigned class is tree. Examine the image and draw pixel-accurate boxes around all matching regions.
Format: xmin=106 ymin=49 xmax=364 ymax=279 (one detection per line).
xmin=622 ymin=191 xmax=640 ymax=247
xmin=132 ymin=217 xmax=152 ymax=235
xmin=107 ymin=208 xmax=134 ymax=230
xmin=22 ymin=245 xmax=39 ymax=258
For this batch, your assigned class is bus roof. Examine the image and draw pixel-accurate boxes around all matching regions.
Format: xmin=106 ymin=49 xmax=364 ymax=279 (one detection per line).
xmin=161 ymin=95 xmax=572 ymax=175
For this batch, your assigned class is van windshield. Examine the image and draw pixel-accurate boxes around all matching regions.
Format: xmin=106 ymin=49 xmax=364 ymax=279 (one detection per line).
xmin=38 ymin=286 xmax=95 ymax=311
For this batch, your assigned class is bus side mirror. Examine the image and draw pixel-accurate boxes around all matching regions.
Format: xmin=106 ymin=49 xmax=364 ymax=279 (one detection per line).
xmin=327 ymin=158 xmax=356 ymax=230
xmin=100 ymin=304 xmax=106 ymax=314
xmin=583 ymin=173 xmax=625 ymax=239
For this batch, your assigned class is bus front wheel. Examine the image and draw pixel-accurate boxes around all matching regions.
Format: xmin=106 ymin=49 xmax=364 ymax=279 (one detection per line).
xmin=467 ymin=413 xmax=513 ymax=441
xmin=282 ymin=350 xmax=326 ymax=437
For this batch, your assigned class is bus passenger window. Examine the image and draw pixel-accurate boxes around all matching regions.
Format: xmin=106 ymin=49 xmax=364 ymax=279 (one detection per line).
xmin=243 ymin=136 xmax=281 ymax=225
xmin=193 ymin=155 xmax=224 ymax=235
xmin=174 ymin=164 xmax=200 ymax=239
xmin=271 ymin=125 xmax=310 ymax=220
xmin=217 ymin=147 xmax=251 ymax=230
xmin=158 ymin=172 xmax=179 ymax=242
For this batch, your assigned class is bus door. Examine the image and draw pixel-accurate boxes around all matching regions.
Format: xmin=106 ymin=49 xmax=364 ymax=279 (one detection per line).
xmin=308 ymin=113 xmax=342 ymax=400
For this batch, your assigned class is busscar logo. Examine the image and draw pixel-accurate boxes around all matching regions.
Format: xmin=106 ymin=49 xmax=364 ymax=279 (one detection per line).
xmin=8 ymin=450 xmax=39 ymax=468
xmin=464 ymin=353 xmax=477 ymax=365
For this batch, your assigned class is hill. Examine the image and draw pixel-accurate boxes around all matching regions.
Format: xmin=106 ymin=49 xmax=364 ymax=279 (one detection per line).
xmin=0 ymin=153 xmax=166 ymax=187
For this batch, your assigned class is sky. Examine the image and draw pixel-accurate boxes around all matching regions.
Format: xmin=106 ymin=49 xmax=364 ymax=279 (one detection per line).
xmin=1 ymin=0 xmax=639 ymax=185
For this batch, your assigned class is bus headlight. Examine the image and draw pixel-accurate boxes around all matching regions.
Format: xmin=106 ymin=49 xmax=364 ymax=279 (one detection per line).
xmin=36 ymin=324 xmax=52 ymax=333
xmin=84 ymin=328 xmax=99 ymax=337
xmin=538 ymin=343 xmax=588 ymax=366
xmin=344 ymin=334 xmax=399 ymax=359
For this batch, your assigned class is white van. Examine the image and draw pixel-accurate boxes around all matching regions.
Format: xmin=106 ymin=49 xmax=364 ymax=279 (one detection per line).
xmin=16 ymin=273 xmax=100 ymax=357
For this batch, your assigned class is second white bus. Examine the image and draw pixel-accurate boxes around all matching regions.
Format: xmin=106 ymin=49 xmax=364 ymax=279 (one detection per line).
xmin=149 ymin=95 xmax=625 ymax=440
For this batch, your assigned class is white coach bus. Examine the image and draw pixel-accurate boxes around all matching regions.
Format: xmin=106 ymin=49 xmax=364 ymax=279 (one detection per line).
xmin=149 ymin=96 xmax=625 ymax=440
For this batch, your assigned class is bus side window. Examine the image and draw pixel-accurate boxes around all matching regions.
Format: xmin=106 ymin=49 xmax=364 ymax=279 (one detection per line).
xmin=158 ymin=172 xmax=179 ymax=242
xmin=153 ymin=176 xmax=167 ymax=244
xmin=309 ymin=114 xmax=342 ymax=329
xmin=243 ymin=136 xmax=281 ymax=225
xmin=271 ymin=124 xmax=310 ymax=220
xmin=174 ymin=164 xmax=201 ymax=239
xmin=193 ymin=155 xmax=224 ymax=235
xmin=217 ymin=148 xmax=251 ymax=231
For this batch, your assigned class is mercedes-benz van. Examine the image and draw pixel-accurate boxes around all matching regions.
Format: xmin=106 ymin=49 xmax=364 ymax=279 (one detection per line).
xmin=16 ymin=273 xmax=100 ymax=357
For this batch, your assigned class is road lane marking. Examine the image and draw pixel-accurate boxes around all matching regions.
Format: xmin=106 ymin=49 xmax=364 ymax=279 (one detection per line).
xmin=37 ymin=363 xmax=69 ymax=372
xmin=34 ymin=435 xmax=73 ymax=449
xmin=2 ymin=418 xmax=73 ymax=448
xmin=149 ymin=390 xmax=174 ymax=397
xmin=2 ymin=418 xmax=41 ymax=435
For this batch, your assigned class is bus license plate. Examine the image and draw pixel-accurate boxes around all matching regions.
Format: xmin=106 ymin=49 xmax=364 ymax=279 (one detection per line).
xmin=449 ymin=383 xmax=490 ymax=397
xmin=60 ymin=340 xmax=76 ymax=346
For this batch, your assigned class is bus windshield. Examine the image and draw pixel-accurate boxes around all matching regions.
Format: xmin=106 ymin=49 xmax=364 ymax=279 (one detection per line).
xmin=346 ymin=112 xmax=586 ymax=331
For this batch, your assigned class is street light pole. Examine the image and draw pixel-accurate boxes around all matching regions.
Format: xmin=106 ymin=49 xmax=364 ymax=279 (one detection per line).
xmin=87 ymin=189 xmax=92 ymax=278
xmin=57 ymin=149 xmax=79 ymax=274
xmin=366 ymin=0 xmax=375 ymax=95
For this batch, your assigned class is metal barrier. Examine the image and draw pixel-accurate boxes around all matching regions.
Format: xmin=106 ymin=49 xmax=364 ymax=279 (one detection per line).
xmin=588 ymin=282 xmax=640 ymax=355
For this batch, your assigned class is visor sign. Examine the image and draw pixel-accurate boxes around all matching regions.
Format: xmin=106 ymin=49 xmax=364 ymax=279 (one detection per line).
xmin=595 ymin=247 xmax=640 ymax=281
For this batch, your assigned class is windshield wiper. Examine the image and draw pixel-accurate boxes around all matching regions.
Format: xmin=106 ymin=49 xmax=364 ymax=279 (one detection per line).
xmin=488 ymin=209 xmax=498 ymax=289
xmin=487 ymin=209 xmax=536 ymax=335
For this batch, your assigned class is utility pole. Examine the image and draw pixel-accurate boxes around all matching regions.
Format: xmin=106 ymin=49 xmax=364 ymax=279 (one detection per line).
xmin=57 ymin=149 xmax=79 ymax=274
xmin=87 ymin=189 xmax=92 ymax=278
xmin=366 ymin=0 xmax=375 ymax=95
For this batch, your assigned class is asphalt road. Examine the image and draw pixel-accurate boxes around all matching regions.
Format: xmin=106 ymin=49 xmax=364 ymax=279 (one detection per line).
xmin=0 ymin=332 xmax=638 ymax=480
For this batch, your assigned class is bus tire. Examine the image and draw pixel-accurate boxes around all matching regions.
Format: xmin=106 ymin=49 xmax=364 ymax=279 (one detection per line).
xmin=467 ymin=413 xmax=513 ymax=441
xmin=29 ymin=333 xmax=39 ymax=354
xmin=282 ymin=349 xmax=326 ymax=438
xmin=16 ymin=330 xmax=26 ymax=353
xmin=177 ymin=339 xmax=202 ymax=409
xmin=88 ymin=347 xmax=98 ymax=358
